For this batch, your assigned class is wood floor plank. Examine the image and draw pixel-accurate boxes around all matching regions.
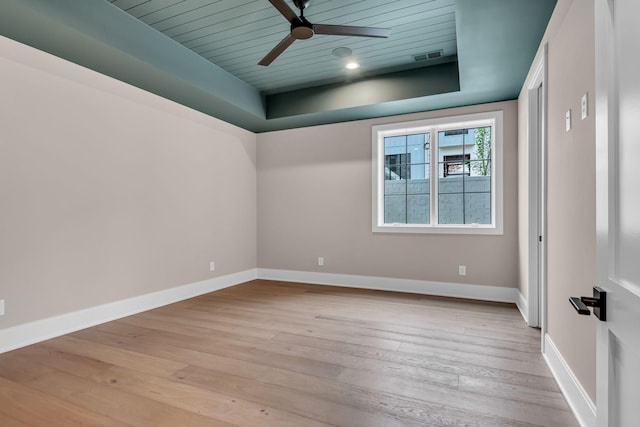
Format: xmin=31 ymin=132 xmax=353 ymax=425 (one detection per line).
xmin=273 ymin=331 xmax=552 ymax=377
xmin=0 ymin=280 xmax=578 ymax=426
xmin=43 ymin=335 xmax=188 ymax=377
xmin=24 ymin=370 xmax=236 ymax=427
xmin=0 ymin=376 xmax=128 ymax=427
xmin=22 ymin=347 xmax=331 ymax=427
xmin=77 ymin=322 xmax=346 ymax=380
xmin=208 ymin=286 xmax=535 ymax=334
xmin=172 ymin=301 xmax=542 ymax=363
xmin=252 ymin=362 xmax=540 ymax=427
xmin=458 ymin=375 xmax=571 ymax=411
xmin=160 ymin=305 xmax=542 ymax=369
xmin=71 ymin=331 xmax=274 ymax=382
xmin=133 ymin=310 xmax=279 ymax=339
xmin=0 ymin=351 xmax=57 ymax=383
xmin=99 ymin=365 xmax=333 ymax=427
xmin=0 ymin=412 xmax=30 ymax=427
xmin=308 ymin=315 xmax=541 ymax=353
xmin=315 ymin=313 xmax=539 ymax=345
xmin=337 ymin=367 xmax=577 ymax=427
xmin=188 ymin=299 xmax=541 ymax=347
xmin=174 ymin=364 xmax=425 ymax=427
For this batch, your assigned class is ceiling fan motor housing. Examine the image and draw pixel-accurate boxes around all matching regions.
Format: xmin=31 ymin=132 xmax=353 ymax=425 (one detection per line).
xmin=291 ymin=20 xmax=314 ymax=39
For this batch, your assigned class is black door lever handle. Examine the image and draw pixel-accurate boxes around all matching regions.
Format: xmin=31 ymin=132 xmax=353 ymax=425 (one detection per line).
xmin=569 ymin=286 xmax=606 ymax=321
xmin=569 ymin=297 xmax=590 ymax=315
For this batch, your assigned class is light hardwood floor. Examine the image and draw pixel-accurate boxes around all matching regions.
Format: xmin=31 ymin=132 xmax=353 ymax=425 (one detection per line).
xmin=0 ymin=280 xmax=578 ymax=426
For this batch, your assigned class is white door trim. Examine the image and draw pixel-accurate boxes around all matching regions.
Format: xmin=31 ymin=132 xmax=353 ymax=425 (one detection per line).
xmin=594 ymin=0 xmax=613 ymax=424
xmin=526 ymin=44 xmax=548 ymax=336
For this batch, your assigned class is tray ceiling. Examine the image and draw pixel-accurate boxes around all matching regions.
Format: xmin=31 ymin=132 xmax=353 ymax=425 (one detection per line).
xmin=109 ymin=0 xmax=458 ymax=94
xmin=0 ymin=0 xmax=556 ymax=132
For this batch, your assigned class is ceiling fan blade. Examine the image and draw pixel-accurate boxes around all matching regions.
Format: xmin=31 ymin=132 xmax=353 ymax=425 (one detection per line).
xmin=313 ymin=24 xmax=390 ymax=38
xmin=268 ymin=0 xmax=301 ymax=24
xmin=258 ymin=34 xmax=296 ymax=66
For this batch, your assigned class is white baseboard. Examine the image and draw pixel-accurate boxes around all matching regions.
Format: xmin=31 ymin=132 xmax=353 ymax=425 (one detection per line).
xmin=257 ymin=268 xmax=518 ymax=303
xmin=543 ymin=334 xmax=597 ymax=427
xmin=515 ymin=291 xmax=529 ymax=324
xmin=0 ymin=269 xmax=257 ymax=354
xmin=0 ymin=268 xmax=521 ymax=355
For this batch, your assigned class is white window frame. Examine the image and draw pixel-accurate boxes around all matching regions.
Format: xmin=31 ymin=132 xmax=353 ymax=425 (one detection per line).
xmin=372 ymin=111 xmax=503 ymax=235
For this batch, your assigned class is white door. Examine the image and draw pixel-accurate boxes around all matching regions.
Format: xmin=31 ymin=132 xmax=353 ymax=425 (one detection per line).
xmin=595 ymin=0 xmax=640 ymax=426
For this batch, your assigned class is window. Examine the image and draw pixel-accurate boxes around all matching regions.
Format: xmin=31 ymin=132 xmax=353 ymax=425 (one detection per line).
xmin=372 ymin=111 xmax=503 ymax=234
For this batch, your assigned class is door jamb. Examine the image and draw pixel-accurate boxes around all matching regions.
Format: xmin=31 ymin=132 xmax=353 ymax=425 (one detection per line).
xmin=594 ymin=0 xmax=614 ymax=424
xmin=527 ymin=45 xmax=548 ymax=344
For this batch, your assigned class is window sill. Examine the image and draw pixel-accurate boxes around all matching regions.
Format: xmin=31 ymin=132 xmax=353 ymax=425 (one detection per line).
xmin=372 ymin=223 xmax=503 ymax=235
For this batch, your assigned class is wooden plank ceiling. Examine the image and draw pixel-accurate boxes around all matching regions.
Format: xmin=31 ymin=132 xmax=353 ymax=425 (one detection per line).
xmin=108 ymin=0 xmax=457 ymax=93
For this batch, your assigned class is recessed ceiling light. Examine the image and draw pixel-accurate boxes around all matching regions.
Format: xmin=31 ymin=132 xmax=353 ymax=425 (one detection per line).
xmin=332 ymin=47 xmax=353 ymax=58
xmin=345 ymin=61 xmax=360 ymax=70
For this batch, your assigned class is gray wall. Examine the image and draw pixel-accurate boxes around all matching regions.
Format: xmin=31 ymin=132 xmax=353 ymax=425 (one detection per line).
xmin=0 ymin=36 xmax=257 ymax=329
xmin=518 ymin=0 xmax=596 ymax=401
xmin=257 ymin=101 xmax=518 ymax=288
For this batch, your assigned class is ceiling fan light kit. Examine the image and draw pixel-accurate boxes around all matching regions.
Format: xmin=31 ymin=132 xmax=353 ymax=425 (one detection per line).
xmin=259 ymin=0 xmax=391 ymax=66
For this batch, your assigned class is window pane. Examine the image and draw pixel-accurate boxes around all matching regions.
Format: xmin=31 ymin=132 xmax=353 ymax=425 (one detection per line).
xmin=438 ymin=127 xmax=492 ymax=225
xmin=407 ymin=194 xmax=430 ymax=224
xmin=466 ymin=127 xmax=491 ymax=225
xmin=407 ymin=164 xmax=429 ymax=194
xmin=470 ymin=126 xmax=492 ymax=177
xmin=438 ymin=193 xmax=464 ymax=224
xmin=384 ymin=195 xmax=406 ymax=223
xmin=384 ymin=135 xmax=406 ymax=155
xmin=407 ymin=134 xmax=426 ymax=165
xmin=384 ymin=136 xmax=409 ymax=180
xmin=383 ymin=133 xmax=429 ymax=224
xmin=465 ymin=192 xmax=491 ymax=224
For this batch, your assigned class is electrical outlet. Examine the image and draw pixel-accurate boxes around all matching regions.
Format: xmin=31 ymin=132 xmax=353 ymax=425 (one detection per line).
xmin=581 ymin=93 xmax=588 ymax=120
xmin=317 ymin=257 xmax=324 ymax=267
xmin=209 ymin=261 xmax=215 ymax=272
xmin=458 ymin=265 xmax=467 ymax=276
xmin=0 ymin=300 xmax=4 ymax=316
xmin=565 ymin=109 xmax=572 ymax=132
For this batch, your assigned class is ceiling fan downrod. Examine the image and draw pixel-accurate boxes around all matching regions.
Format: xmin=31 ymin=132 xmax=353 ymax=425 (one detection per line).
xmin=290 ymin=0 xmax=313 ymax=39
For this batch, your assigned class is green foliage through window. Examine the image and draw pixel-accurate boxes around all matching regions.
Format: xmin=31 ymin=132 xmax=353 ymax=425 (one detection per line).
xmin=473 ymin=127 xmax=491 ymax=176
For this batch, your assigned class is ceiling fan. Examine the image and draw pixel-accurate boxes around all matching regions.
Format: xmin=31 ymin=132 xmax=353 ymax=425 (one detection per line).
xmin=259 ymin=0 xmax=391 ymax=66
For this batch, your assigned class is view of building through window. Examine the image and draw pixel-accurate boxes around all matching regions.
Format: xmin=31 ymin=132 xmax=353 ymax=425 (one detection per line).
xmin=382 ymin=126 xmax=492 ymax=226
xmin=384 ymin=133 xmax=430 ymax=224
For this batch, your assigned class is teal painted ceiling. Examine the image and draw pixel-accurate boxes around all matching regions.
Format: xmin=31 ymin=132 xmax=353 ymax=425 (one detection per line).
xmin=0 ymin=0 xmax=556 ymax=132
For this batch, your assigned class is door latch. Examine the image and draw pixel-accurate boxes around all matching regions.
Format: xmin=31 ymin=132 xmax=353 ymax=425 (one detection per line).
xmin=569 ymin=286 xmax=606 ymax=321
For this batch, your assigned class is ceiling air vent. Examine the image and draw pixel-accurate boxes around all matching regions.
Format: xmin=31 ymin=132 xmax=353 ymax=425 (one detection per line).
xmin=412 ymin=49 xmax=444 ymax=62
